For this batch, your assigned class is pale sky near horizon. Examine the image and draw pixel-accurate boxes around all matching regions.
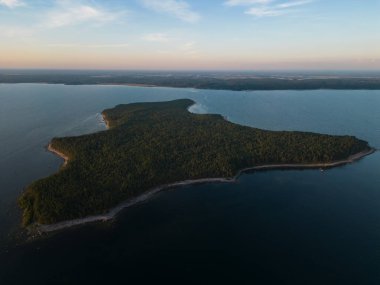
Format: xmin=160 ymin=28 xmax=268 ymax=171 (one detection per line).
xmin=0 ymin=0 xmax=379 ymax=70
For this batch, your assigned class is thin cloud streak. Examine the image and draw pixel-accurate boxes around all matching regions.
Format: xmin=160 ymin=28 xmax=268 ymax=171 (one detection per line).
xmin=0 ymin=0 xmax=25 ymax=8
xmin=225 ymin=0 xmax=273 ymax=6
xmin=278 ymin=0 xmax=313 ymax=8
xmin=141 ymin=0 xmax=200 ymax=23
xmin=0 ymin=25 xmax=33 ymax=37
xmin=245 ymin=6 xmax=288 ymax=17
xmin=45 ymin=1 xmax=123 ymax=28
xmin=142 ymin=33 xmax=170 ymax=42
xmin=47 ymin=43 xmax=129 ymax=48
xmin=226 ymin=0 xmax=314 ymax=17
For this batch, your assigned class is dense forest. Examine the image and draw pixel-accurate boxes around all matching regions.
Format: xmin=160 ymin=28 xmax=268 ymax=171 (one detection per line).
xmin=1 ymin=71 xmax=380 ymax=90
xmin=19 ymin=99 xmax=371 ymax=226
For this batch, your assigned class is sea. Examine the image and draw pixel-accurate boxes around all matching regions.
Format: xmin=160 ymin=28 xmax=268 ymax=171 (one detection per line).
xmin=0 ymin=84 xmax=379 ymax=284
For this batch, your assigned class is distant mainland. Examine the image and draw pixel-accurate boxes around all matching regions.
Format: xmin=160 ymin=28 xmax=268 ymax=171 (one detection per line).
xmin=19 ymin=99 xmax=374 ymax=231
xmin=2 ymin=71 xmax=380 ymax=91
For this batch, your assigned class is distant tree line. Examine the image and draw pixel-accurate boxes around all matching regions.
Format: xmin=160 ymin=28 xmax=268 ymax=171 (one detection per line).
xmin=2 ymin=73 xmax=380 ymax=90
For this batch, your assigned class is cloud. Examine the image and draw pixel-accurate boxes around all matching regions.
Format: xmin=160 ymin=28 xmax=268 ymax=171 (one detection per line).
xmin=277 ymin=0 xmax=313 ymax=8
xmin=0 ymin=25 xmax=33 ymax=37
xmin=245 ymin=6 xmax=287 ymax=17
xmin=47 ymin=43 xmax=129 ymax=49
xmin=225 ymin=0 xmax=273 ymax=6
xmin=225 ymin=0 xmax=314 ymax=17
xmin=180 ymin=41 xmax=199 ymax=56
xmin=142 ymin=33 xmax=169 ymax=42
xmin=89 ymin=43 xmax=129 ymax=48
xmin=0 ymin=0 xmax=24 ymax=8
xmin=141 ymin=0 xmax=200 ymax=23
xmin=46 ymin=1 xmax=121 ymax=28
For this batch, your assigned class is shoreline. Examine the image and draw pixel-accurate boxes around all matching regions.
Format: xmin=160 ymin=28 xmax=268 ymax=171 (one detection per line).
xmin=48 ymin=113 xmax=109 ymax=164
xmin=100 ymin=112 xmax=110 ymax=129
xmin=36 ymin=147 xmax=375 ymax=234
xmin=93 ymin=83 xmax=158 ymax=88
xmin=2 ymin=82 xmax=380 ymax=92
xmin=47 ymin=144 xmax=69 ymax=168
xmin=47 ymin=113 xmax=110 ymax=165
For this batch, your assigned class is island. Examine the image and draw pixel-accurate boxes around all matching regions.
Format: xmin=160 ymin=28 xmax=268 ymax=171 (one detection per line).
xmin=19 ymin=99 xmax=374 ymax=230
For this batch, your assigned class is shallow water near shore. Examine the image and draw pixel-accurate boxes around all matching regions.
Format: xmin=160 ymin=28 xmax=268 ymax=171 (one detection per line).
xmin=0 ymin=84 xmax=379 ymax=284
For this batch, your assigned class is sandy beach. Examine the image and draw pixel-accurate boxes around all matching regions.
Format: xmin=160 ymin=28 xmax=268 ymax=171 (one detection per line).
xmin=47 ymin=144 xmax=69 ymax=168
xmin=101 ymin=113 xmax=111 ymax=129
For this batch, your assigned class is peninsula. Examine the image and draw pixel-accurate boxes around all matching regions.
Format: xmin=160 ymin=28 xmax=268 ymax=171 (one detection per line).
xmin=19 ymin=99 xmax=373 ymax=228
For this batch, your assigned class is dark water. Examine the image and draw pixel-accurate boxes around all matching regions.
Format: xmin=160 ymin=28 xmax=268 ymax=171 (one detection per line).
xmin=0 ymin=84 xmax=379 ymax=284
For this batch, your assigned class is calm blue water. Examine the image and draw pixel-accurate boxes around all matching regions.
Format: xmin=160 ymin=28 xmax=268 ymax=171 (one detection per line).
xmin=0 ymin=84 xmax=379 ymax=284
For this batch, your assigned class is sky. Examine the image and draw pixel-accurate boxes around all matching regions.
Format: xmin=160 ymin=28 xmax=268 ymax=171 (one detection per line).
xmin=0 ymin=0 xmax=379 ymax=70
